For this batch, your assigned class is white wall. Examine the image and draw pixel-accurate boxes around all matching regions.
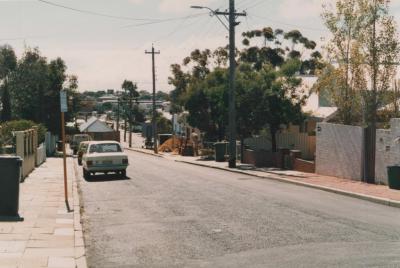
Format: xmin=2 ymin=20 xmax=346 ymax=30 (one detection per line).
xmin=375 ymin=118 xmax=400 ymax=185
xmin=316 ymin=123 xmax=364 ymax=180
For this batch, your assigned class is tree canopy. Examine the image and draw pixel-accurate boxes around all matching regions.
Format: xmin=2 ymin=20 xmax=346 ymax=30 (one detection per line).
xmin=168 ymin=27 xmax=321 ymax=150
xmin=0 ymin=45 xmax=79 ymax=135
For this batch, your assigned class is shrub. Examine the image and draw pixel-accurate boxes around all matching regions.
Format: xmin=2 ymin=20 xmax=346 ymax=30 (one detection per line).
xmin=0 ymin=120 xmax=47 ymax=146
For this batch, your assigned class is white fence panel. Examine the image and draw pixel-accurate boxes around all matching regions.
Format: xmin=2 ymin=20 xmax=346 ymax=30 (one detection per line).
xmin=36 ymin=143 xmax=46 ymax=166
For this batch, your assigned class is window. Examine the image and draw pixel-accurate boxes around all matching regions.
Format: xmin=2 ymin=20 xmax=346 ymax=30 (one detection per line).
xmin=89 ymin=144 xmax=122 ymax=154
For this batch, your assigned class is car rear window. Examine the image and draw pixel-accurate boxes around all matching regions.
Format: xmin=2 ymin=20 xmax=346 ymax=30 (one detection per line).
xmin=89 ymin=144 xmax=122 ymax=153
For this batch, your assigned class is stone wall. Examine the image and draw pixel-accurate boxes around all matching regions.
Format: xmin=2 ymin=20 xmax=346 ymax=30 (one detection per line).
xmin=316 ymin=123 xmax=364 ymax=180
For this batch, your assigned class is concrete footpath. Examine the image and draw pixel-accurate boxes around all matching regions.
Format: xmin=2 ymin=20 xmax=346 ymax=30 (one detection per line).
xmin=124 ymin=144 xmax=400 ymax=208
xmin=0 ymin=158 xmax=87 ymax=268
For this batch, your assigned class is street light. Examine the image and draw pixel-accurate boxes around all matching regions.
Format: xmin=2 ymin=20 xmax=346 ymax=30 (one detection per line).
xmin=191 ymin=2 xmax=245 ymax=168
xmin=190 ymin=6 xmax=229 ymax=31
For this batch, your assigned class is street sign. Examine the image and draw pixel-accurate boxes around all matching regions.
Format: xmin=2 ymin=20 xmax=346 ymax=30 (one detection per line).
xmin=60 ymin=91 xmax=68 ymax=113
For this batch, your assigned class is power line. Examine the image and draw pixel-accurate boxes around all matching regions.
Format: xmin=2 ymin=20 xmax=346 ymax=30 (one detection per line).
xmin=0 ymin=13 xmax=207 ymax=43
xmin=154 ymin=13 xmax=204 ymax=43
xmin=120 ymin=13 xmax=206 ymax=29
xmin=37 ymin=0 xmax=160 ymax=21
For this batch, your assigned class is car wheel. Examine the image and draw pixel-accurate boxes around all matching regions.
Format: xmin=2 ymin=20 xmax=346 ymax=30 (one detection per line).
xmin=121 ymin=170 xmax=127 ymax=178
xmin=78 ymin=159 xmax=82 ymax=166
xmin=83 ymin=168 xmax=90 ymax=180
xmin=73 ymin=149 xmax=77 ymax=155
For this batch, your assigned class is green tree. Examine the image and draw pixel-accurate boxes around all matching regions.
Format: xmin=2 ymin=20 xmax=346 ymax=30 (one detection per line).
xmin=138 ymin=90 xmax=152 ymax=100
xmin=169 ymin=28 xmax=316 ymax=147
xmin=357 ymin=0 xmax=399 ymax=127
xmin=155 ymin=111 xmax=172 ymax=134
xmin=184 ymin=68 xmax=228 ymax=141
xmin=156 ymin=91 xmax=169 ymax=101
xmin=0 ymin=45 xmax=17 ymax=122
xmin=121 ymin=80 xmax=139 ymax=129
xmin=9 ymin=48 xmax=50 ymax=124
xmin=45 ymin=57 xmax=67 ymax=135
xmin=319 ymin=0 xmax=366 ymax=124
xmin=5 ymin=46 xmax=76 ymax=136
xmin=260 ymin=60 xmax=305 ymax=152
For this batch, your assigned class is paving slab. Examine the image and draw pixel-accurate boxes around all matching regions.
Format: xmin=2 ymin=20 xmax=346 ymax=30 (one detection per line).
xmin=0 ymin=157 xmax=87 ymax=268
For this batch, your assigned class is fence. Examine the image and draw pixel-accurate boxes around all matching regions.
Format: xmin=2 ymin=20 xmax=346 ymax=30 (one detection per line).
xmin=45 ymin=132 xmax=57 ymax=156
xmin=15 ymin=128 xmax=37 ymax=179
xmin=244 ymin=133 xmax=316 ymax=160
xmin=36 ymin=143 xmax=46 ymax=166
xmin=277 ymin=133 xmax=316 ymax=160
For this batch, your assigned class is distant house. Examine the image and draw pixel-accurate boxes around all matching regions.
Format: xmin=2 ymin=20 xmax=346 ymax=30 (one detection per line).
xmin=79 ymin=117 xmax=119 ymax=141
xmin=299 ymin=76 xmax=337 ymax=134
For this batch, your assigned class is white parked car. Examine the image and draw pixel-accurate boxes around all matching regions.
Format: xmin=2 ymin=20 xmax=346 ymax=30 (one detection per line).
xmin=82 ymin=141 xmax=128 ymax=179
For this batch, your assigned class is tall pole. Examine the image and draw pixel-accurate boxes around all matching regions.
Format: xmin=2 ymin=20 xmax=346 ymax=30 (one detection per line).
xmin=116 ymin=97 xmax=120 ymax=132
xmin=59 ymin=90 xmax=70 ymax=212
xmin=145 ymin=44 xmax=160 ymax=154
xmin=129 ymin=91 xmax=133 ymax=148
xmin=123 ymin=93 xmax=127 ymax=142
xmin=228 ymin=0 xmax=237 ymax=168
xmin=191 ymin=2 xmax=245 ymax=166
xmin=61 ymin=112 xmax=69 ymax=210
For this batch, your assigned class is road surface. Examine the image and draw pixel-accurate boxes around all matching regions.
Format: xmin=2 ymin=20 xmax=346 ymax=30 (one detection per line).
xmin=77 ymin=150 xmax=400 ymax=268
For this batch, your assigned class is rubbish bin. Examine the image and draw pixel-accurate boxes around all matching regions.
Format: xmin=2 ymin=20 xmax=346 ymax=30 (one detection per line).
xmin=0 ymin=156 xmax=23 ymax=221
xmin=214 ymin=142 xmax=228 ymax=162
xmin=387 ymin=166 xmax=400 ymax=190
xmin=56 ymin=141 xmax=63 ymax=152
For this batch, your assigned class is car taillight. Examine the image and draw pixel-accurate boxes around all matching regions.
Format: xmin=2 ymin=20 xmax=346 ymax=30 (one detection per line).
xmin=122 ymin=159 xmax=128 ymax=165
xmin=87 ymin=160 xmax=93 ymax=166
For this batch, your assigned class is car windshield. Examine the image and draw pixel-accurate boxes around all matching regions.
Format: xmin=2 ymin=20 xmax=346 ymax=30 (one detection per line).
xmin=89 ymin=143 xmax=122 ymax=153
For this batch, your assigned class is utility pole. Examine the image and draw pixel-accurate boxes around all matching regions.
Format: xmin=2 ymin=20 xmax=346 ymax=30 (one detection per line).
xmin=216 ymin=1 xmax=246 ymax=168
xmin=129 ymin=90 xmax=133 ymax=148
xmin=145 ymin=44 xmax=160 ymax=154
xmin=116 ymin=97 xmax=120 ymax=132
xmin=122 ymin=91 xmax=127 ymax=143
xmin=191 ymin=2 xmax=245 ymax=168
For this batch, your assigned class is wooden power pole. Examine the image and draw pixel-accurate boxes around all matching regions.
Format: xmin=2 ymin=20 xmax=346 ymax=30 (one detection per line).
xmin=145 ymin=44 xmax=160 ymax=154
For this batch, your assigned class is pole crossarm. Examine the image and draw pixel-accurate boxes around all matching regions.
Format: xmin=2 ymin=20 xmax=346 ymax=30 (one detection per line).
xmin=214 ymin=10 xmax=246 ymax=16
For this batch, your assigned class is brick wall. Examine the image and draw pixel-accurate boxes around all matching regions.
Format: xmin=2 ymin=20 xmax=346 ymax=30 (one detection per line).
xmin=316 ymin=123 xmax=364 ymax=180
xmin=293 ymin=158 xmax=315 ymax=173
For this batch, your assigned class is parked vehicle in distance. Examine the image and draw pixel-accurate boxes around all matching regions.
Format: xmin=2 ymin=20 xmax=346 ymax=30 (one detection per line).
xmin=71 ymin=134 xmax=91 ymax=155
xmin=77 ymin=141 xmax=90 ymax=166
xmin=82 ymin=141 xmax=128 ymax=179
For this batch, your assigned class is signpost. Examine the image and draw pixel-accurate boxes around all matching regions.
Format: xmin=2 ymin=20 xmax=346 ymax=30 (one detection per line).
xmin=60 ymin=90 xmax=70 ymax=211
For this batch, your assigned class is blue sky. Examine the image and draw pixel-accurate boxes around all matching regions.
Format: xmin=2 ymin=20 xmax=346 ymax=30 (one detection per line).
xmin=0 ymin=0 xmax=400 ymax=92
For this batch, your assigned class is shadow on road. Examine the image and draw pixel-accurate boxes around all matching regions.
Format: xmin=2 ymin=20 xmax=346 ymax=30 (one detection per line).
xmin=84 ymin=174 xmax=131 ymax=182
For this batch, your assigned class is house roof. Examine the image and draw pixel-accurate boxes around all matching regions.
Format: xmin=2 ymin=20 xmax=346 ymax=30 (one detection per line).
xmin=79 ymin=117 xmax=113 ymax=133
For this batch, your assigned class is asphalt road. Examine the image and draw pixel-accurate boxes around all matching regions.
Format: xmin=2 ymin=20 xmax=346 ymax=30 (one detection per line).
xmin=77 ymin=150 xmax=400 ymax=268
